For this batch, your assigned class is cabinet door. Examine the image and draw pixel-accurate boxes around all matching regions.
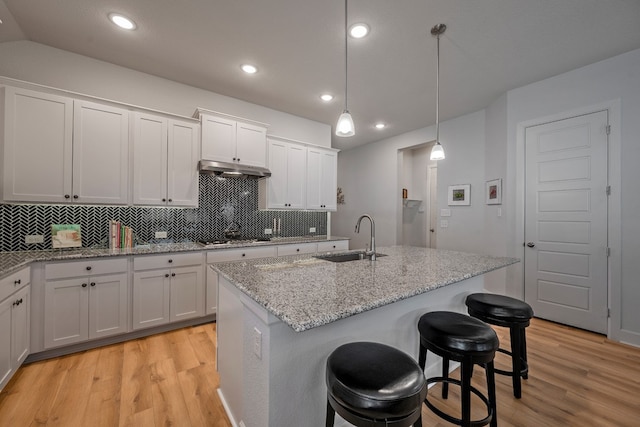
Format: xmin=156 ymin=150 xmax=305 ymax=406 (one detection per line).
xmin=266 ymin=139 xmax=288 ymax=208
xmin=2 ymin=87 xmax=73 ymax=203
xmin=133 ymin=113 xmax=168 ymax=206
xmin=73 ymin=100 xmax=129 ymax=204
xmin=307 ymin=148 xmax=337 ymax=211
xmin=201 ymin=115 xmax=236 ymax=163
xmin=236 ymin=122 xmax=267 ymax=167
xmin=170 ymin=265 xmax=204 ymax=322
xmin=320 ymin=149 xmax=338 ymax=211
xmin=0 ymin=297 xmax=11 ymax=387
xmin=44 ymin=278 xmax=89 ymax=349
xmin=11 ymin=285 xmax=30 ymax=367
xmin=167 ymin=120 xmax=199 ymax=207
xmin=286 ymin=143 xmax=307 ymax=209
xmin=306 ymin=148 xmax=323 ymax=210
xmin=88 ymin=273 xmax=128 ymax=339
xmin=132 ymin=270 xmax=171 ymax=330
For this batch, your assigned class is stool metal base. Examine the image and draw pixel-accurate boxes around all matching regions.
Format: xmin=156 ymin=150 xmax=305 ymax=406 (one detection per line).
xmin=326 ymin=394 xmax=422 ymax=427
xmin=425 ymin=376 xmax=493 ymax=427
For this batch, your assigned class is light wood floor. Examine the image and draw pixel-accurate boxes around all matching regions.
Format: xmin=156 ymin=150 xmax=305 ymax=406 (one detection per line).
xmin=1 ymin=318 xmax=639 ymax=426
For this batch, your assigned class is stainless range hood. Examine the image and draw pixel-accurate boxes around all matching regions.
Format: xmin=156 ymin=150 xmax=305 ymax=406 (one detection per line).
xmin=198 ymin=160 xmax=271 ymax=179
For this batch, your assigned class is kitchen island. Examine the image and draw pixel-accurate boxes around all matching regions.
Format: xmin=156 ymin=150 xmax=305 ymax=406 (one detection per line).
xmin=213 ymin=246 xmax=518 ymax=427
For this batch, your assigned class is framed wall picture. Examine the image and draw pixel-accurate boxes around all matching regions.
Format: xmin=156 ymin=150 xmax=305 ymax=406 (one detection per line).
xmin=486 ymin=178 xmax=502 ymax=205
xmin=51 ymin=224 xmax=82 ymax=248
xmin=447 ymin=184 xmax=471 ymax=206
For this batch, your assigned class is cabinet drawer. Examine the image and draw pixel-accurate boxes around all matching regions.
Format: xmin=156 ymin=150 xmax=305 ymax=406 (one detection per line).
xmin=316 ymin=240 xmax=349 ymax=253
xmin=134 ymin=252 xmax=202 ymax=271
xmin=277 ymin=243 xmax=317 ymax=256
xmin=207 ymin=246 xmax=276 ymax=263
xmin=45 ymin=258 xmax=127 ymax=280
xmin=0 ymin=267 xmax=30 ymax=302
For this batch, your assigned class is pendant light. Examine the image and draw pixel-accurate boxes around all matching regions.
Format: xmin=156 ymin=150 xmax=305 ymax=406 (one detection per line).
xmin=430 ymin=23 xmax=446 ymax=160
xmin=336 ymin=0 xmax=355 ymax=137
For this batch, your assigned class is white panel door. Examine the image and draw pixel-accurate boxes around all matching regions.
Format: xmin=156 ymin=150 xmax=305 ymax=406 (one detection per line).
xmin=88 ymin=273 xmax=128 ymax=339
xmin=10 ymin=285 xmax=30 ymax=367
xmin=132 ymin=270 xmax=171 ymax=330
xmin=44 ymin=278 xmax=89 ymax=348
xmin=201 ymin=115 xmax=236 ymax=162
xmin=167 ymin=120 xmax=199 ymax=207
xmin=236 ymin=122 xmax=267 ymax=167
xmin=2 ymin=87 xmax=73 ymax=202
xmin=133 ymin=113 xmax=168 ymax=206
xmin=169 ymin=266 xmax=203 ymax=322
xmin=524 ymin=110 xmax=608 ymax=333
xmin=73 ymin=100 xmax=129 ymax=204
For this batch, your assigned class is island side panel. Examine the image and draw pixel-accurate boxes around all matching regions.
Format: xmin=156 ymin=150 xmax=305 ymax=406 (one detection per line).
xmin=217 ymin=277 xmax=245 ymax=426
xmin=233 ymin=275 xmax=485 ymax=427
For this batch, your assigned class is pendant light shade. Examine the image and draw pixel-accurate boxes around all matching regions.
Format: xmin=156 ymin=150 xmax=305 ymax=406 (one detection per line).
xmin=336 ymin=110 xmax=355 ymax=136
xmin=430 ymin=23 xmax=446 ymax=160
xmin=336 ymin=0 xmax=355 ymax=137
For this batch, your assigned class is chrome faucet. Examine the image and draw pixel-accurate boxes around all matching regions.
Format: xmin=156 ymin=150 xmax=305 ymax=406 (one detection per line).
xmin=355 ymin=214 xmax=376 ymax=260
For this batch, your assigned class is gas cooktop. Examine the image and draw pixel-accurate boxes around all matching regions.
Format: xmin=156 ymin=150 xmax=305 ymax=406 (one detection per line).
xmin=197 ymin=237 xmax=271 ymax=248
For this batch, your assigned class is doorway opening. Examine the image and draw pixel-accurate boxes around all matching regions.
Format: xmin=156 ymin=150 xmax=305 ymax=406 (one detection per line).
xmin=398 ymin=142 xmax=438 ymax=248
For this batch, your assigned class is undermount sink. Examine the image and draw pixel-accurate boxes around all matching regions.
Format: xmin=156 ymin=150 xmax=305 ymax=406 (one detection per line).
xmin=314 ymin=251 xmax=387 ymax=263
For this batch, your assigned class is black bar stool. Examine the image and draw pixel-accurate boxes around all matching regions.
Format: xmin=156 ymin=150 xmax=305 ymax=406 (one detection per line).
xmin=418 ymin=311 xmax=499 ymax=427
xmin=465 ymin=293 xmax=534 ymax=399
xmin=325 ymin=341 xmax=427 ymax=427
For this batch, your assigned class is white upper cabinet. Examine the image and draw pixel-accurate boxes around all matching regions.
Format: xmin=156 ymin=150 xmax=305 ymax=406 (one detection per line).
xmin=306 ymin=147 xmax=338 ymax=211
xmin=73 ymin=100 xmax=129 ymax=205
xmin=1 ymin=87 xmax=129 ymax=205
xmin=259 ymin=138 xmax=306 ymax=209
xmin=2 ymin=86 xmax=73 ymax=203
xmin=199 ymin=110 xmax=268 ymax=167
xmin=133 ymin=113 xmax=199 ymax=207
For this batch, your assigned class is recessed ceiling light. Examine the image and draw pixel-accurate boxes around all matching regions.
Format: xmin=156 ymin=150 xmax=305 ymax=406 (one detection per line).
xmin=108 ymin=13 xmax=136 ymax=30
xmin=349 ymin=23 xmax=369 ymax=38
xmin=375 ymin=123 xmax=386 ymax=129
xmin=241 ymin=64 xmax=258 ymax=74
xmin=320 ymin=94 xmax=334 ymax=102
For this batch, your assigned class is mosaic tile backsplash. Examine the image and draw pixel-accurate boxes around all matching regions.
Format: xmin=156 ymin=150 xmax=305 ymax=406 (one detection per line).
xmin=0 ymin=175 xmax=327 ymax=252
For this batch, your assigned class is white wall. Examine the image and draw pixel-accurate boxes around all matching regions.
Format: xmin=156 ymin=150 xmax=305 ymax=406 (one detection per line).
xmin=0 ymin=41 xmax=330 ymax=147
xmin=334 ymin=110 xmax=486 ymax=253
xmin=501 ymin=47 xmax=640 ymax=345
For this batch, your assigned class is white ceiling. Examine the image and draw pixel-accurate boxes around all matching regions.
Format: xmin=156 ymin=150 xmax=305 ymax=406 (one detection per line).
xmin=1 ymin=0 xmax=640 ymax=150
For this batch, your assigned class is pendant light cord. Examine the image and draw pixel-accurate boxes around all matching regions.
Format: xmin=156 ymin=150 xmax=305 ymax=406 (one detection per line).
xmin=344 ymin=0 xmax=349 ymax=111
xmin=435 ymin=29 xmax=440 ymax=144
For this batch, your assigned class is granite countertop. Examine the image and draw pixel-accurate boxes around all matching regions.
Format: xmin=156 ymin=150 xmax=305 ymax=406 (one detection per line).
xmin=0 ymin=235 xmax=349 ymax=277
xmin=213 ymin=246 xmax=519 ymax=332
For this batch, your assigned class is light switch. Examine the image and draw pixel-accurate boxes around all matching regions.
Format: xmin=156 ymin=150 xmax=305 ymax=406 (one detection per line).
xmin=440 ymin=220 xmax=449 ymax=228
xmin=441 ymin=209 xmax=451 ymax=217
xmin=497 ymin=208 xmax=502 ymax=217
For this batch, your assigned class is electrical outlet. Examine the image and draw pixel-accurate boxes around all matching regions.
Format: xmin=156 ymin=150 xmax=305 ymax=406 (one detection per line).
xmin=253 ymin=327 xmax=262 ymax=359
xmin=441 ymin=209 xmax=451 ymax=217
xmin=155 ymin=231 xmax=167 ymax=239
xmin=309 ymin=227 xmax=316 ymax=233
xmin=440 ymin=220 xmax=449 ymax=228
xmin=25 ymin=235 xmax=44 ymax=244
xmin=264 ymin=228 xmax=273 ymax=235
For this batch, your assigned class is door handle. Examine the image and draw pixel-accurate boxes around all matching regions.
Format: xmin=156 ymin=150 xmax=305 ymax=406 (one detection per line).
xmin=430 ymin=229 xmax=435 ymax=232
xmin=526 ymin=242 xmax=535 ymax=248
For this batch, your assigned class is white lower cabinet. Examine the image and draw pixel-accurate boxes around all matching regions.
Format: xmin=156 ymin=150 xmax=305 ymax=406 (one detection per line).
xmin=133 ymin=253 xmax=204 ymax=330
xmin=0 ymin=267 xmax=31 ymax=391
xmin=43 ymin=259 xmax=128 ymax=349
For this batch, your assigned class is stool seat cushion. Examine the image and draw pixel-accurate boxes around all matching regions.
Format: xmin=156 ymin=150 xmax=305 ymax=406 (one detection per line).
xmin=326 ymin=342 xmax=426 ymax=420
xmin=466 ymin=293 xmax=534 ymax=322
xmin=418 ymin=311 xmax=499 ymax=357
